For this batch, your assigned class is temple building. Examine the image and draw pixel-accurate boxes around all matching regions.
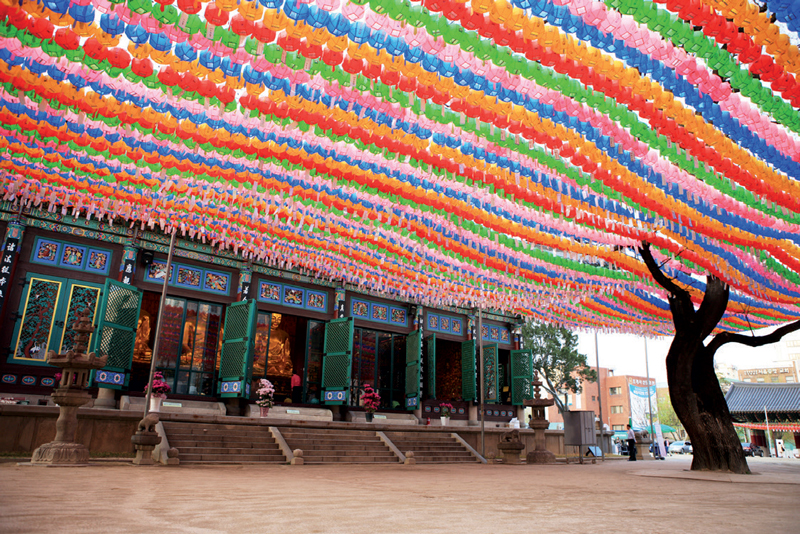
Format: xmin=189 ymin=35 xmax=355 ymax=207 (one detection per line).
xmin=0 ymin=203 xmax=531 ymax=424
xmin=725 ymin=381 xmax=800 ymax=455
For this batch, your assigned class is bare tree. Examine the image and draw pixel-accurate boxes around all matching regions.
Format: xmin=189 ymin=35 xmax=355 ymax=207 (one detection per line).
xmin=640 ymin=243 xmax=800 ymax=473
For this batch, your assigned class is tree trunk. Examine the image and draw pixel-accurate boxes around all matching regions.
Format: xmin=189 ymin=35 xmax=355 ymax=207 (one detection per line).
xmin=638 ymin=242 xmax=800 ymax=473
xmin=666 ymin=333 xmax=749 ymax=474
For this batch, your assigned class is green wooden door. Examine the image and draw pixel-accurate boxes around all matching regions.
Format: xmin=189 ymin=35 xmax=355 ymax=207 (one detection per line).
xmin=511 ymin=349 xmax=533 ymax=405
xmin=11 ymin=274 xmax=68 ymax=363
xmin=59 ymin=280 xmax=104 ymax=354
xmin=484 ymin=343 xmax=499 ymax=403
xmin=461 ymin=339 xmax=476 ymax=402
xmin=217 ymin=299 xmax=258 ymax=398
xmin=425 ymin=333 xmax=436 ymax=399
xmin=90 ymin=279 xmax=142 ymax=389
xmin=321 ymin=317 xmax=353 ymax=404
xmin=405 ymin=329 xmax=421 ymax=409
xmin=11 ymin=274 xmax=104 ymax=367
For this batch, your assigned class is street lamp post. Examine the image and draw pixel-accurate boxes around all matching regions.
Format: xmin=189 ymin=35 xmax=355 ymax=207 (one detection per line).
xmin=644 ymin=337 xmax=656 ymax=456
xmin=595 ymin=332 xmax=605 ymax=458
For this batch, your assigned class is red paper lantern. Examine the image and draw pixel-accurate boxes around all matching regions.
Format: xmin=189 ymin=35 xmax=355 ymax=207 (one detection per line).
xmin=231 ymin=15 xmax=254 ymax=37
xmin=461 ymin=10 xmax=485 ymax=32
xmin=363 ymin=62 xmax=382 ymax=79
xmin=477 ymin=20 xmax=502 ymax=41
xmin=277 ymin=34 xmax=302 ymax=53
xmin=342 ymin=57 xmax=363 ymax=75
xmin=178 ymin=72 xmax=200 ymax=93
xmin=107 ymin=49 xmax=131 ymax=70
xmin=131 ymin=58 xmax=154 ymax=78
xmin=380 ymin=70 xmax=400 ymax=86
xmin=252 ymin=23 xmax=276 ymax=43
xmin=416 ymin=85 xmax=435 ymax=100
xmin=198 ymin=80 xmax=218 ymax=99
xmin=29 ymin=17 xmax=54 ymax=40
xmin=157 ymin=66 xmax=181 ymax=87
xmin=217 ymin=86 xmax=235 ymax=104
xmin=398 ymin=76 xmax=417 ymax=93
xmin=205 ymin=3 xmax=230 ymax=27
xmin=84 ymin=38 xmax=108 ymax=61
xmin=300 ymin=43 xmax=323 ymax=60
xmin=431 ymin=89 xmax=450 ymax=105
xmin=54 ymin=27 xmax=80 ymax=50
xmin=322 ymin=49 xmax=343 ymax=66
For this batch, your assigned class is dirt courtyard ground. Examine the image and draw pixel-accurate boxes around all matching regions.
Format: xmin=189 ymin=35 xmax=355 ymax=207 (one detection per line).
xmin=1 ymin=456 xmax=798 ymax=534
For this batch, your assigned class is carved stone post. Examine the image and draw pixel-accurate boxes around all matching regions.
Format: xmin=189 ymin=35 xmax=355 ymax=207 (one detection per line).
xmin=31 ymin=315 xmax=108 ymax=465
xmin=523 ymin=373 xmax=556 ymax=464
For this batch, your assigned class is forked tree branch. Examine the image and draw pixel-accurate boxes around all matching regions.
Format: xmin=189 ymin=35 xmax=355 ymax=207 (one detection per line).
xmin=639 ymin=242 xmax=695 ymax=318
xmin=706 ymin=320 xmax=800 ymax=354
xmin=696 ymin=276 xmax=730 ymax=340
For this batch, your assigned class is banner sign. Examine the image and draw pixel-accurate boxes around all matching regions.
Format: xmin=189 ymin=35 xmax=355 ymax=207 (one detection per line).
xmin=629 ymin=382 xmax=657 ymax=431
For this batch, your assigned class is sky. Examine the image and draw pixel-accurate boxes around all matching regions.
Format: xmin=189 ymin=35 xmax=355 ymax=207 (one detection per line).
xmin=576 ymin=326 xmax=798 ymax=387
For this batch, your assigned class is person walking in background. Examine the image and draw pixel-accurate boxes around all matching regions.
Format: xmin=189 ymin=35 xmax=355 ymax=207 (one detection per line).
xmin=627 ymin=424 xmax=637 ymax=461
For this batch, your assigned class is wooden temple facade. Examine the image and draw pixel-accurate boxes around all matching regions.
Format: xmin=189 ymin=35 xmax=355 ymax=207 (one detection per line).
xmin=0 ymin=202 xmax=534 ymax=424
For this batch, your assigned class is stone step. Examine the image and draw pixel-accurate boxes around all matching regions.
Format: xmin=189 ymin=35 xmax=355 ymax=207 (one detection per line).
xmin=167 ymin=433 xmax=275 ymax=444
xmin=414 ymin=458 xmax=479 ymax=463
xmin=387 ymin=437 xmax=461 ymax=444
xmin=384 ymin=432 xmax=454 ymax=439
xmin=281 ymin=426 xmax=375 ymax=436
xmin=163 ymin=427 xmax=270 ymax=438
xmin=391 ymin=445 xmax=471 ymax=453
xmin=300 ymin=448 xmax=395 ymax=456
xmin=173 ymin=460 xmax=285 ymax=465
xmin=281 ymin=442 xmax=392 ymax=452
xmin=411 ymin=452 xmax=475 ymax=459
xmin=389 ymin=439 xmax=465 ymax=446
xmin=170 ymin=443 xmax=278 ymax=451
xmin=303 ymin=456 xmax=400 ymax=464
xmin=174 ymin=446 xmax=284 ymax=456
xmin=282 ymin=436 xmax=386 ymax=446
xmin=179 ymin=453 xmax=286 ymax=463
xmin=279 ymin=431 xmax=380 ymax=441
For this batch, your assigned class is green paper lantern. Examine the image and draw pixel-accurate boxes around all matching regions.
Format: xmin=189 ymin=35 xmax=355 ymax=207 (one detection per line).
xmin=128 ymin=0 xmax=153 ymax=16
xmin=152 ymin=4 xmax=179 ymax=25
xmin=178 ymin=14 xmax=205 ymax=35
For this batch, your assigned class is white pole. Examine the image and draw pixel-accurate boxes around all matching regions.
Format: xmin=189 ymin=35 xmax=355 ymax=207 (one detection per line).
xmin=765 ymin=405 xmax=776 ymax=458
xmin=644 ymin=338 xmax=656 ymax=456
xmin=478 ymin=308 xmax=485 ymax=458
xmin=595 ymin=332 xmax=605 ymax=458
xmin=143 ymin=228 xmax=177 ymax=418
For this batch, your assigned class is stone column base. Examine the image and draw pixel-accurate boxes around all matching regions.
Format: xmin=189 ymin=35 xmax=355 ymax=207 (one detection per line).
xmin=498 ymin=444 xmax=525 ymax=464
xmin=133 ymin=447 xmax=157 ymax=465
xmin=93 ymin=387 xmax=116 ymax=409
xmin=526 ymin=449 xmax=556 ymax=464
xmin=31 ymin=442 xmax=90 ymax=465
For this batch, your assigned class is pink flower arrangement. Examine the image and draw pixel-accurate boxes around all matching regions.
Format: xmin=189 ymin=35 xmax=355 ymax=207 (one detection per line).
xmin=144 ymin=372 xmax=171 ymax=399
xmin=256 ymin=378 xmax=275 ymax=408
xmin=361 ymin=384 xmax=381 ymax=414
xmin=439 ymin=402 xmax=454 ymax=418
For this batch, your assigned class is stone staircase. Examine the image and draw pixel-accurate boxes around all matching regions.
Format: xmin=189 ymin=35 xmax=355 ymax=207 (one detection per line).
xmin=279 ymin=427 xmax=400 ymax=464
xmin=162 ymin=421 xmax=286 ymax=464
xmin=385 ymin=432 xmax=479 ymax=463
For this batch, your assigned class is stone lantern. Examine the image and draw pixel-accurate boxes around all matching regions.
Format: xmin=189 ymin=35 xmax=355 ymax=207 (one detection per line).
xmin=31 ymin=314 xmax=107 ymax=465
xmin=523 ymin=372 xmax=556 ymax=464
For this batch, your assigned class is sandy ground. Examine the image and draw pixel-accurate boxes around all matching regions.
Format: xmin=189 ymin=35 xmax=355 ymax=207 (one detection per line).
xmin=1 ymin=456 xmax=798 ymax=534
